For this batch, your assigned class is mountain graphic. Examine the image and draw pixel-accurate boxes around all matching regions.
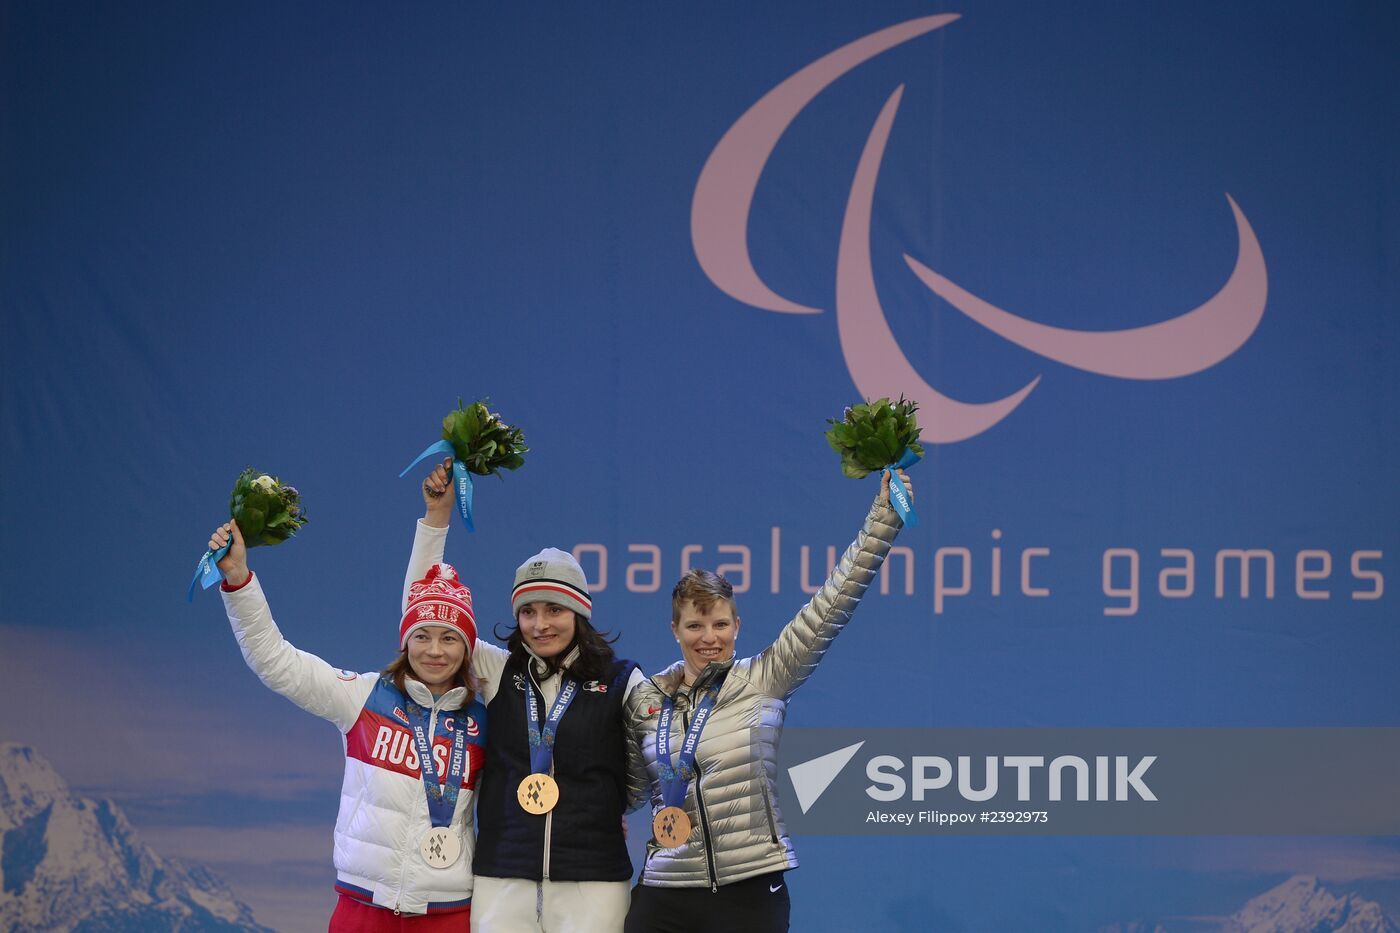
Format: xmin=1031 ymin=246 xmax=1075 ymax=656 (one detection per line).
xmin=1102 ymin=874 xmax=1400 ymax=933
xmin=1224 ymin=875 xmax=1400 ymax=933
xmin=0 ymin=743 xmax=275 ymax=933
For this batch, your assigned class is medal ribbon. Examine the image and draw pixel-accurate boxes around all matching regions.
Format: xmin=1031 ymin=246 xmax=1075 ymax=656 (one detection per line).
xmin=884 ymin=447 xmax=922 ymax=529
xmin=524 ymin=675 xmax=580 ymax=776
xmin=656 ymin=679 xmax=723 ymax=810
xmin=400 ymin=439 xmax=476 ymax=532
xmin=407 ymin=701 xmax=468 ymax=828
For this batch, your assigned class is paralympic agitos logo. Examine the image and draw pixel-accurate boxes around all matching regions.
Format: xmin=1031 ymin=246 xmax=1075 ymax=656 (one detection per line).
xmin=691 ymin=14 xmax=1268 ymax=443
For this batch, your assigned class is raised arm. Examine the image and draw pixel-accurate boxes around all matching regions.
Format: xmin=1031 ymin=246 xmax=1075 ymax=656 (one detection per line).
xmin=403 ymin=456 xmax=455 ymax=610
xmin=748 ymin=469 xmax=911 ymax=701
xmin=403 ymin=458 xmax=509 ymax=686
xmin=211 ymin=521 xmax=371 ymax=731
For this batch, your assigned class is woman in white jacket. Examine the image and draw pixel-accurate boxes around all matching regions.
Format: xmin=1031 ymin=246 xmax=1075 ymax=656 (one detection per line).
xmin=209 ymin=519 xmax=487 ymax=931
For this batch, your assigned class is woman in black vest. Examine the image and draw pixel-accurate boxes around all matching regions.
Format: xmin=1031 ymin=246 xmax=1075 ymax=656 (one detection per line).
xmin=408 ymin=458 xmax=644 ymax=932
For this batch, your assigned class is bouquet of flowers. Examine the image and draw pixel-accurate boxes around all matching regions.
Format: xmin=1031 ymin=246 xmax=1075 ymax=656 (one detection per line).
xmin=189 ymin=468 xmax=307 ymax=600
xmin=825 ymin=396 xmax=924 ymax=478
xmin=228 ymin=468 xmax=309 ymax=546
xmin=440 ymin=398 xmax=528 ymax=476
xmin=400 ymin=398 xmax=527 ymax=531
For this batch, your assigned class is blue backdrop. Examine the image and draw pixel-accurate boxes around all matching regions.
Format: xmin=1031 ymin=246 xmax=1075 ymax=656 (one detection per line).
xmin=3 ymin=2 xmax=1398 ymax=930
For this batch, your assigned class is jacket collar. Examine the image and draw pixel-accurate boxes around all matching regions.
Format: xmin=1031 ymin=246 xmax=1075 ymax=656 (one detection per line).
xmin=652 ymin=657 xmax=734 ymax=698
xmin=525 ymin=644 xmax=581 ymax=683
xmin=404 ymin=677 xmax=467 ymax=710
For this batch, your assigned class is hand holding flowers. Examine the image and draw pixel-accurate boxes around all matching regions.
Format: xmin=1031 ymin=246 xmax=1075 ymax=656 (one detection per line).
xmin=440 ymin=399 xmax=527 ymax=477
xmin=229 ymin=468 xmax=308 ymax=546
xmin=826 ymin=397 xmax=923 ymax=526
xmin=188 ymin=469 xmax=308 ymax=600
xmin=400 ymin=398 xmax=528 ymax=531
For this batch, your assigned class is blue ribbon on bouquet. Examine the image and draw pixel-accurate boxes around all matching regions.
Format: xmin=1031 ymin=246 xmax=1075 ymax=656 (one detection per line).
xmin=885 ymin=447 xmax=921 ymax=528
xmin=186 ymin=539 xmax=231 ymax=602
xmin=400 ymin=440 xmax=476 ymax=532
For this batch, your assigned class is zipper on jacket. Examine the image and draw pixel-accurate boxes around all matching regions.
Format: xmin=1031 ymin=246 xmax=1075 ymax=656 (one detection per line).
xmin=542 ymin=799 xmax=554 ymax=880
xmin=397 ymin=698 xmax=444 ymax=914
xmin=528 ymin=664 xmax=554 ymax=882
xmin=759 ymin=781 xmax=779 ymax=845
xmin=683 ymin=708 xmax=720 ymax=893
xmin=393 ymin=782 xmax=413 ymax=913
xmin=392 ymin=852 xmax=408 ymax=914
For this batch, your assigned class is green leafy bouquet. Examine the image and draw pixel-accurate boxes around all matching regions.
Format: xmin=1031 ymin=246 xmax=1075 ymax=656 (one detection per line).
xmin=441 ymin=398 xmax=528 ymax=476
xmin=825 ymin=397 xmax=924 ymax=478
xmin=229 ymin=468 xmax=308 ymax=546
xmin=399 ymin=398 xmax=527 ymax=532
xmin=190 ymin=467 xmax=307 ymax=600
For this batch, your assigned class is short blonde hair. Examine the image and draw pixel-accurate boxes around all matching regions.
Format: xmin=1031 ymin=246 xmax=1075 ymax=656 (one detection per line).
xmin=671 ymin=569 xmax=735 ymax=622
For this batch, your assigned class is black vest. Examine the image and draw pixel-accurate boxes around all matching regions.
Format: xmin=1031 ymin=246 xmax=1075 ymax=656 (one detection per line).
xmin=472 ymin=654 xmax=637 ymax=881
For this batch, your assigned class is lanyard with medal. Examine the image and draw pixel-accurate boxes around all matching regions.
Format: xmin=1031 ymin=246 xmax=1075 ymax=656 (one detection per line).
xmin=653 ymin=678 xmax=723 ymax=848
xmin=407 ymin=700 xmax=468 ymax=869
xmin=517 ymin=675 xmax=580 ymax=814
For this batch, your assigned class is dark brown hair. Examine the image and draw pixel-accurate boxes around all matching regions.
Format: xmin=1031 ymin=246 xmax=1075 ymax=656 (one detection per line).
xmin=495 ymin=612 xmax=620 ymax=684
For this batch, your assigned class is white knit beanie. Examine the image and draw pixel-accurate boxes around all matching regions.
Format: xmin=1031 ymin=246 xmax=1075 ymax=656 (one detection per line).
xmin=511 ymin=547 xmax=592 ymax=620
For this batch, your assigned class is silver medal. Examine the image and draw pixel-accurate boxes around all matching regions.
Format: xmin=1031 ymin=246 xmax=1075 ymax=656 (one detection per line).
xmin=419 ymin=826 xmax=461 ymax=869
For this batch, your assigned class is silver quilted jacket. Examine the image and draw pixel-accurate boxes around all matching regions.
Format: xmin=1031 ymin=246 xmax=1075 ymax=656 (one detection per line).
xmin=623 ymin=494 xmax=902 ymax=889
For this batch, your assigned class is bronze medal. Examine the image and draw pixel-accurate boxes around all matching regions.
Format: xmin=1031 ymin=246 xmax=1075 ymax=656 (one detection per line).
xmin=517 ymin=772 xmax=560 ymax=814
xmin=652 ymin=805 xmax=692 ymax=848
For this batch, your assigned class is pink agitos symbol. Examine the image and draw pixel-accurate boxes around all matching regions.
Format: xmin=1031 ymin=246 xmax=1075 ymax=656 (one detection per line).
xmin=691 ymin=14 xmax=1268 ymax=443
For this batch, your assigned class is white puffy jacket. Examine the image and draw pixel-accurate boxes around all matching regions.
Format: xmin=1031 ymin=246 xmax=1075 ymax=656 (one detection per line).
xmin=221 ymin=572 xmax=487 ymax=915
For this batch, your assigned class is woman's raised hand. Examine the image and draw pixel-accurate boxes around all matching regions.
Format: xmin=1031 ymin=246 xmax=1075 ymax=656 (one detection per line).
xmin=421 ymin=456 xmax=454 ymax=527
xmin=878 ymin=468 xmax=915 ymax=508
xmin=209 ymin=520 xmax=250 ymax=588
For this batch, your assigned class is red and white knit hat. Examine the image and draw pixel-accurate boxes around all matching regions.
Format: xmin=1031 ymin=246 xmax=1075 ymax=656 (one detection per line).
xmin=400 ymin=563 xmax=477 ymax=649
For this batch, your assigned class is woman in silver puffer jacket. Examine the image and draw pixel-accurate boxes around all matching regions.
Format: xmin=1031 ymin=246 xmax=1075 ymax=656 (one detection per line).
xmin=622 ymin=470 xmax=910 ymax=932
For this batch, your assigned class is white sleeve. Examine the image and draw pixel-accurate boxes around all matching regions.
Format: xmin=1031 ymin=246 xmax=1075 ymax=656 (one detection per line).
xmin=470 ymin=641 xmax=510 ymax=703
xmin=403 ymin=518 xmax=512 ymax=700
xmin=221 ymin=573 xmax=373 ymax=733
xmin=403 ymin=520 xmax=450 ymax=612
